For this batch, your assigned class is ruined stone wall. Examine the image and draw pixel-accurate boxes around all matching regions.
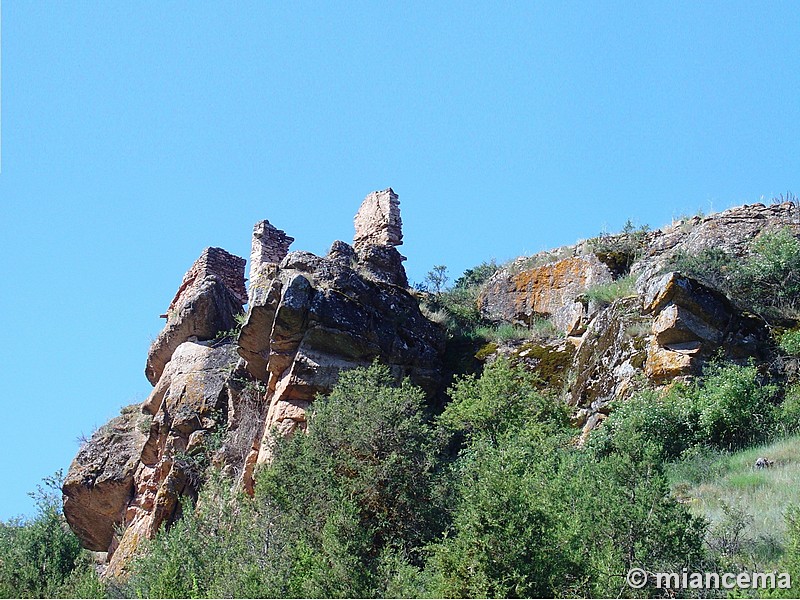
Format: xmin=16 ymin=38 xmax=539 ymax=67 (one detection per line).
xmin=353 ymin=188 xmax=403 ymax=249
xmin=250 ymin=220 xmax=294 ymax=283
xmin=147 ymin=247 xmax=247 ymax=385
xmin=163 ymin=247 xmax=247 ymax=317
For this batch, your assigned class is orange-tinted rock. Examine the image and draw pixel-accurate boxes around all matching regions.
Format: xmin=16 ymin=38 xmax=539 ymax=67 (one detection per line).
xmin=480 ymin=255 xmax=613 ymax=335
xmin=644 ymin=339 xmax=696 ymax=382
xmin=642 ymin=272 xmax=769 ymax=381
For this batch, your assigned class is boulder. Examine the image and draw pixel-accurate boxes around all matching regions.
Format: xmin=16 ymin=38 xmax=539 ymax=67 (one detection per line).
xmin=641 ymin=272 xmax=769 ymax=382
xmin=62 ymin=406 xmax=150 ymax=552
xmin=145 ymin=248 xmax=246 ymax=385
xmin=479 ymin=255 xmax=613 ymax=335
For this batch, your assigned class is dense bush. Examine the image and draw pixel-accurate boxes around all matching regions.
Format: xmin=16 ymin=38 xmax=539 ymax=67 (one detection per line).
xmin=694 ymin=362 xmax=778 ymax=450
xmin=418 ymin=262 xmax=498 ymax=337
xmin=428 ymin=360 xmax=705 ymax=598
xmin=119 ymin=359 xmax=717 ymax=598
xmin=669 ymin=227 xmax=800 ymax=321
xmin=737 ymin=228 xmax=800 ymax=317
xmin=669 ymin=247 xmax=738 ymax=292
xmin=0 ymin=472 xmax=103 ymax=599
xmin=778 ymin=384 xmax=800 ymax=436
xmin=127 ymin=362 xmax=445 ymax=599
xmin=780 ymin=328 xmax=800 ymax=356
xmin=595 ymin=361 xmax=778 ymax=461
xmin=440 ymin=358 xmax=568 ymax=442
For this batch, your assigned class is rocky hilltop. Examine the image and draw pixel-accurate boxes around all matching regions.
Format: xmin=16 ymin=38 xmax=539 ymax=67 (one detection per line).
xmin=479 ymin=202 xmax=798 ymax=439
xmin=63 ymin=189 xmax=445 ymax=576
xmin=62 ymin=194 xmax=800 ymax=576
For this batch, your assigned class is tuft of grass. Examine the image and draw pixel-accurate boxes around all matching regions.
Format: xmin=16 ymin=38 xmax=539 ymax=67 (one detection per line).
xmin=474 ymin=323 xmax=533 ymax=342
xmin=583 ymin=274 xmax=637 ymax=305
xmin=474 ymin=316 xmax=562 ymax=344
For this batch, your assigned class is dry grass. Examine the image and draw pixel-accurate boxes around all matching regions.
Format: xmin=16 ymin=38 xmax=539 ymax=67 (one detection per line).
xmin=669 ymin=435 xmax=800 ymax=567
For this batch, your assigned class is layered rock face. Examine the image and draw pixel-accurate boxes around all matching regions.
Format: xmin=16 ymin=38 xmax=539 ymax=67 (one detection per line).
xmin=479 ymin=202 xmax=797 ymax=437
xmin=640 ymin=272 xmax=769 ymax=382
xmin=63 ymin=188 xmax=445 ymax=576
xmin=238 ymin=191 xmax=441 ymax=471
xmin=479 ymin=255 xmax=613 ymax=335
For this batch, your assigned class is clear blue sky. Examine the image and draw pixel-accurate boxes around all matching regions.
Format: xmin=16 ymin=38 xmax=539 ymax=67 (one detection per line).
xmin=0 ymin=1 xmax=797 ymax=519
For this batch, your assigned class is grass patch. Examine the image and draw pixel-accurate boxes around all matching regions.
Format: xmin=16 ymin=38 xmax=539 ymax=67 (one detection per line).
xmin=473 ymin=317 xmax=562 ymax=344
xmin=474 ymin=323 xmax=533 ymax=342
xmin=669 ymin=435 xmax=800 ymax=568
xmin=583 ymin=274 xmax=636 ymax=305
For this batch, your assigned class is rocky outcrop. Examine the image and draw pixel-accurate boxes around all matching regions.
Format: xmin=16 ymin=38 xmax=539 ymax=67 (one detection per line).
xmin=479 ymin=255 xmax=613 ymax=335
xmin=64 ymin=191 xmax=797 ymax=577
xmin=64 ymin=188 xmax=446 ymax=576
xmin=249 ymin=220 xmax=294 ymax=294
xmin=640 ymin=272 xmax=769 ymax=382
xmin=239 ymin=194 xmax=443 ymax=468
xmin=476 ymin=202 xmax=797 ymax=438
xmin=648 ymin=202 xmax=799 ymax=260
xmin=353 ymin=188 xmax=403 ymax=250
xmin=145 ymin=248 xmax=246 ymax=385
xmin=568 ymin=297 xmax=650 ymax=411
xmin=63 ymin=406 xmax=150 ymax=552
xmin=107 ymin=340 xmax=241 ymax=577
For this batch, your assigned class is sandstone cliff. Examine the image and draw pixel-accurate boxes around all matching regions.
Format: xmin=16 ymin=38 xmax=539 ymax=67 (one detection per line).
xmin=63 ymin=188 xmax=445 ymax=576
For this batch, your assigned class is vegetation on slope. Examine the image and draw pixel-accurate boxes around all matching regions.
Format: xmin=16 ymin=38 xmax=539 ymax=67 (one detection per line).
xmin=669 ymin=227 xmax=800 ymax=322
xmin=6 ymin=356 xmax=800 ymax=598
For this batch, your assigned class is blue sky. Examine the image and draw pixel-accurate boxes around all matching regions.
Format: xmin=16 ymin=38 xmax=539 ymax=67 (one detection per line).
xmin=0 ymin=1 xmax=797 ymax=519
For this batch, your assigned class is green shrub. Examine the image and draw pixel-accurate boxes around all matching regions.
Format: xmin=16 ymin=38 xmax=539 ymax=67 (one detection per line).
xmin=668 ymin=247 xmax=738 ymax=292
xmin=0 ymin=472 xmax=101 ymax=599
xmin=779 ymin=329 xmax=800 ymax=356
xmin=126 ymin=469 xmax=285 ymax=599
xmin=669 ymin=227 xmax=800 ymax=321
xmin=429 ymin=399 xmax=705 ymax=598
xmin=666 ymin=445 xmax=729 ymax=486
xmin=452 ymin=261 xmax=498 ymax=290
xmin=781 ymin=505 xmax=800 ymax=595
xmin=591 ymin=385 xmax=700 ymax=462
xmin=418 ymin=262 xmax=499 ymax=337
xmin=736 ymin=228 xmax=800 ymax=317
xmin=694 ymin=362 xmax=778 ymax=451
xmin=256 ymin=362 xmax=445 ymax=597
xmin=473 ymin=322 xmax=531 ymax=342
xmin=423 ymin=428 xmax=578 ymax=598
xmin=440 ymin=358 xmax=568 ymax=443
xmin=778 ymin=384 xmax=800 ymax=435
xmin=594 ymin=361 xmax=778 ymax=460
